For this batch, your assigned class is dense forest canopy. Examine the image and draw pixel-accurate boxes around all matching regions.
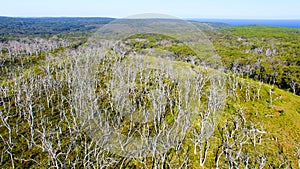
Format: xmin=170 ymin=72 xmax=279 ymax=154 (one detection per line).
xmin=208 ymin=26 xmax=300 ymax=95
xmin=0 ymin=17 xmax=114 ymax=38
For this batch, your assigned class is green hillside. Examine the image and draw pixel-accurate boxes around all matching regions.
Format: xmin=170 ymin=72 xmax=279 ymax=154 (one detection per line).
xmin=0 ymin=18 xmax=300 ymax=168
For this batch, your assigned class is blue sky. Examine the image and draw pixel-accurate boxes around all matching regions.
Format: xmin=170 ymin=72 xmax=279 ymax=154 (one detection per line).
xmin=0 ymin=0 xmax=299 ymax=19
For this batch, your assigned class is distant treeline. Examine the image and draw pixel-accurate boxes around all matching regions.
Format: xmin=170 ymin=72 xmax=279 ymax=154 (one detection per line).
xmin=0 ymin=17 xmax=115 ymax=38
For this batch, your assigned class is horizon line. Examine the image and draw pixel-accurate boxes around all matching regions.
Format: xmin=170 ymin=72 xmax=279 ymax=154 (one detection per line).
xmin=1 ymin=15 xmax=300 ymax=20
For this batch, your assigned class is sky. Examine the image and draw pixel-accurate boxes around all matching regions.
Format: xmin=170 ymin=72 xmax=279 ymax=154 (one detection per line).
xmin=0 ymin=0 xmax=299 ymax=19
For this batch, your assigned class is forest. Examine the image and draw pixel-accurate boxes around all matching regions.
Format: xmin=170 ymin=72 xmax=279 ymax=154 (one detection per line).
xmin=0 ymin=17 xmax=300 ymax=168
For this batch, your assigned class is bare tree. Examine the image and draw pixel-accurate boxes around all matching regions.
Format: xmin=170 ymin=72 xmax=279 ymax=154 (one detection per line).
xmin=216 ymin=109 xmax=267 ymax=169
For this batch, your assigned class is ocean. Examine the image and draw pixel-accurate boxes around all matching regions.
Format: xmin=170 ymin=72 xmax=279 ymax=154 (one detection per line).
xmin=191 ymin=19 xmax=300 ymax=28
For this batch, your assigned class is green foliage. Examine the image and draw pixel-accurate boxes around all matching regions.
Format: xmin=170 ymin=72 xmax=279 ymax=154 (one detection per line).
xmin=210 ymin=26 xmax=300 ymax=95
